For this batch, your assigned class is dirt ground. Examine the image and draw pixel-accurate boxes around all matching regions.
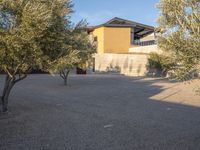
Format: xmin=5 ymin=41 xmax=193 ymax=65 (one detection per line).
xmin=0 ymin=74 xmax=200 ymax=150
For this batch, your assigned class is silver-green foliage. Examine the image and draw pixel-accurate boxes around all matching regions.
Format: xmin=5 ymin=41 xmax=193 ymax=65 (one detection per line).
xmin=148 ymin=52 xmax=176 ymax=76
xmin=157 ymin=0 xmax=200 ymax=81
xmin=0 ymin=0 xmax=72 ymax=112
xmin=49 ymin=21 xmax=96 ymax=85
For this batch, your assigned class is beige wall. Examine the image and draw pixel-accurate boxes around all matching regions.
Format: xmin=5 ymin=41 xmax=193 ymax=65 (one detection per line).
xmin=94 ymin=45 xmax=162 ymax=76
xmin=140 ymin=33 xmax=155 ymax=42
xmin=95 ymin=53 xmax=149 ymax=76
xmin=129 ymin=45 xmax=162 ymax=54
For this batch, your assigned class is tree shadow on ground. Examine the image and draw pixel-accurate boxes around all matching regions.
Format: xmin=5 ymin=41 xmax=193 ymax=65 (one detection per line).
xmin=0 ymin=74 xmax=200 ymax=150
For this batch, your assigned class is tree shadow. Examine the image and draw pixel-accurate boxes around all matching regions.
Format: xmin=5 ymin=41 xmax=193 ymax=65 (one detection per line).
xmin=0 ymin=74 xmax=200 ymax=150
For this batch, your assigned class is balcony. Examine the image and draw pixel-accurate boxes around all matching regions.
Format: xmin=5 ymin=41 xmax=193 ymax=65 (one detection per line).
xmin=133 ymin=40 xmax=156 ymax=46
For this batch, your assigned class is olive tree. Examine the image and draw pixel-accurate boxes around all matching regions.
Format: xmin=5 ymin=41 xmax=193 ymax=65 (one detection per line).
xmin=50 ymin=50 xmax=80 ymax=85
xmin=0 ymin=0 xmax=72 ymax=112
xmin=157 ymin=0 xmax=200 ymax=81
xmin=49 ymin=21 xmax=96 ymax=85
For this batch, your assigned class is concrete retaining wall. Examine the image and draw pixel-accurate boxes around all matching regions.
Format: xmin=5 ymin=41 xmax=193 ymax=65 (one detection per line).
xmin=95 ymin=45 xmax=161 ymax=76
xmin=95 ymin=53 xmax=149 ymax=76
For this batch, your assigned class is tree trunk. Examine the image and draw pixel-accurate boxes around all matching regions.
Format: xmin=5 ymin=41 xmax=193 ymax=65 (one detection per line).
xmin=1 ymin=83 xmax=14 ymax=112
xmin=1 ymin=75 xmax=15 ymax=113
xmin=60 ymin=70 xmax=70 ymax=86
xmin=0 ymin=73 xmax=27 ymax=113
xmin=64 ymin=78 xmax=67 ymax=85
xmin=64 ymin=70 xmax=70 ymax=86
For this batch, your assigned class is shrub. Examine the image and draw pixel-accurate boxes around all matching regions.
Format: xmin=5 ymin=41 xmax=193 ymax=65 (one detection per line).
xmin=148 ymin=52 xmax=175 ymax=76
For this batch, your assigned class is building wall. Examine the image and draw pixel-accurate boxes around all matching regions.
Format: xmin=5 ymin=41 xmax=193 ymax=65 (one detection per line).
xmin=91 ymin=27 xmax=157 ymax=54
xmin=95 ymin=53 xmax=149 ymax=76
xmin=95 ymin=45 xmax=162 ymax=76
xmin=91 ymin=27 xmax=161 ymax=76
xmin=91 ymin=27 xmax=105 ymax=54
xmin=140 ymin=33 xmax=155 ymax=42
xmin=129 ymin=45 xmax=162 ymax=54
xmin=104 ymin=27 xmax=131 ymax=53
xmin=91 ymin=27 xmax=131 ymax=54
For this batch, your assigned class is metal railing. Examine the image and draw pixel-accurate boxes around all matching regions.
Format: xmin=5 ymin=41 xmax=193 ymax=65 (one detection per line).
xmin=133 ymin=40 xmax=157 ymax=46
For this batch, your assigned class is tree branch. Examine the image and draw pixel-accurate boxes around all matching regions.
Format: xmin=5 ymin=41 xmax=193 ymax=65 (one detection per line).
xmin=14 ymin=74 xmax=27 ymax=83
xmin=3 ymin=67 xmax=13 ymax=78
xmin=59 ymin=71 xmax=65 ymax=79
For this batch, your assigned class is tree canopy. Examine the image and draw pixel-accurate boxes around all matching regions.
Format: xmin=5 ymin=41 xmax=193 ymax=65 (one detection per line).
xmin=157 ymin=0 xmax=200 ymax=81
xmin=49 ymin=21 xmax=96 ymax=85
xmin=0 ymin=0 xmax=72 ymax=112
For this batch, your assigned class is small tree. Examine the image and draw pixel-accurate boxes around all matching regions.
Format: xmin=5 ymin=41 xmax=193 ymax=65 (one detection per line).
xmin=156 ymin=0 xmax=200 ymax=81
xmin=50 ymin=21 xmax=96 ymax=85
xmin=68 ymin=21 xmax=96 ymax=68
xmin=50 ymin=50 xmax=80 ymax=85
xmin=0 ymin=0 xmax=72 ymax=112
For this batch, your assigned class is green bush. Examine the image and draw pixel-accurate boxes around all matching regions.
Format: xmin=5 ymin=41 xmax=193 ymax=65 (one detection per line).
xmin=148 ymin=52 xmax=175 ymax=76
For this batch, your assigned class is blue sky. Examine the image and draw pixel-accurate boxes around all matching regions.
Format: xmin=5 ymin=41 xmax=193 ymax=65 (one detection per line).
xmin=71 ymin=0 xmax=160 ymax=27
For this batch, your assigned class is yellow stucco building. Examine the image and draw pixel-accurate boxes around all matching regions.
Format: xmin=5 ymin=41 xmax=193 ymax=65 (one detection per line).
xmin=87 ymin=17 xmax=156 ymax=54
xmin=87 ymin=17 xmax=160 ymax=76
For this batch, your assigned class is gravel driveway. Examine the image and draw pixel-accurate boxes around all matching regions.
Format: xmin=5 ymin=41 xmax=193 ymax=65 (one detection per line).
xmin=0 ymin=74 xmax=200 ymax=150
